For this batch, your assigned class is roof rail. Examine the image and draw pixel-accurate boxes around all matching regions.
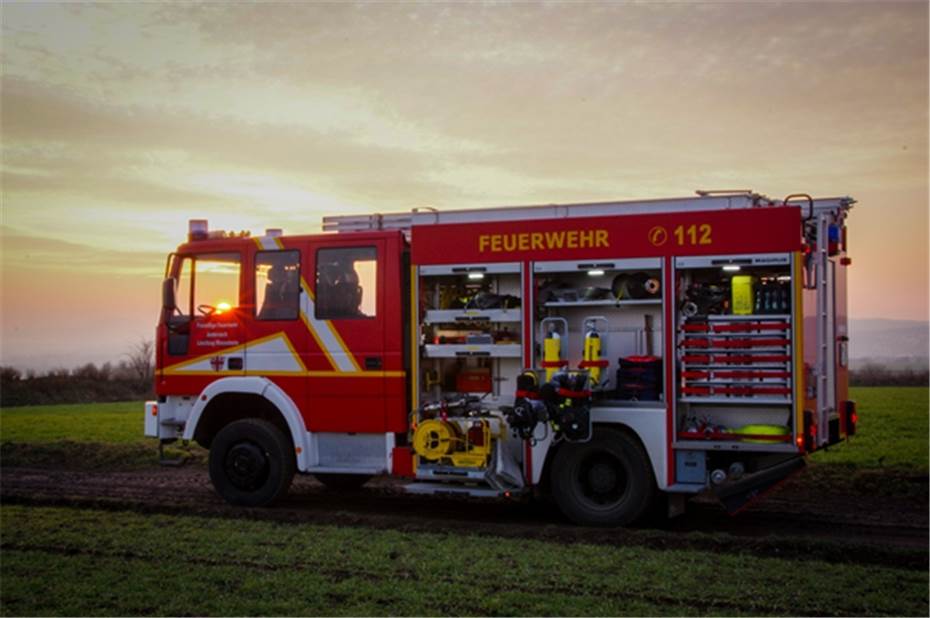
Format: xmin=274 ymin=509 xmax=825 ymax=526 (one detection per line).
xmin=321 ymin=193 xmax=854 ymax=234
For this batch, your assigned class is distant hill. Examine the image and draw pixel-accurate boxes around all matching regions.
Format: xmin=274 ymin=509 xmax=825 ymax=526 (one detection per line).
xmin=849 ymin=319 xmax=928 ymax=369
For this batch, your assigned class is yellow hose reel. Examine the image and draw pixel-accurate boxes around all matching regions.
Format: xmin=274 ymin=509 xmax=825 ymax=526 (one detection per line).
xmin=413 ymin=419 xmax=461 ymax=461
xmin=412 ymin=418 xmax=494 ymax=468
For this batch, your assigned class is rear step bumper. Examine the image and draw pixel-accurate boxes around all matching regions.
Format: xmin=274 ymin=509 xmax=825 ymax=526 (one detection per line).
xmin=715 ymin=456 xmax=805 ymax=514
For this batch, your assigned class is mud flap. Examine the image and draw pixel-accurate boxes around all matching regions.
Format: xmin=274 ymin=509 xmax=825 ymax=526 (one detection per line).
xmin=715 ymin=456 xmax=805 ymax=514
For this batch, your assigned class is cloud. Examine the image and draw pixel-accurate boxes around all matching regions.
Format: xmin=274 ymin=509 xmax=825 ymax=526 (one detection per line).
xmin=0 ymin=227 xmax=165 ymax=275
xmin=3 ymin=3 xmax=926 ymax=214
xmin=0 ymin=76 xmax=476 ymax=208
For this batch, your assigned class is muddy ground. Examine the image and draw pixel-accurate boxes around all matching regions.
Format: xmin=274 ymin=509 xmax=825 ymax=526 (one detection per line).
xmin=2 ymin=462 xmax=926 ymax=570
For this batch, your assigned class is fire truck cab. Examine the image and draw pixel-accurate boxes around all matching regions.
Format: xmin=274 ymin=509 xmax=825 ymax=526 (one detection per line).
xmin=145 ymin=191 xmax=856 ymax=525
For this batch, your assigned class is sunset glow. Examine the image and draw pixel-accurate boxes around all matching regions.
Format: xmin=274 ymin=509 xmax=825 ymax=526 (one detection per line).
xmin=1 ymin=2 xmax=927 ymax=369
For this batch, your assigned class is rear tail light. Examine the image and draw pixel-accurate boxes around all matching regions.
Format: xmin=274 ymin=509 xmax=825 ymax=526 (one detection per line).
xmin=802 ymin=409 xmax=816 ymax=452
xmin=844 ymin=400 xmax=858 ymax=437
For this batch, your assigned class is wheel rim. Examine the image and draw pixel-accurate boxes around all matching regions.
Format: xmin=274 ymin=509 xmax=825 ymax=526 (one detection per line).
xmin=224 ymin=441 xmax=270 ymax=491
xmin=576 ymin=451 xmax=629 ymax=508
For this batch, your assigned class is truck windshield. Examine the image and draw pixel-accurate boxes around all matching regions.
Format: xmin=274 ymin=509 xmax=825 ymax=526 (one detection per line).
xmin=174 ymin=252 xmax=241 ymax=317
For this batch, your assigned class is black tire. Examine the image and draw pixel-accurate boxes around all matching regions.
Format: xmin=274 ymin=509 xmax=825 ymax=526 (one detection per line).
xmin=550 ymin=428 xmax=656 ymax=526
xmin=209 ymin=418 xmax=295 ymax=507
xmin=314 ymin=473 xmax=372 ymax=490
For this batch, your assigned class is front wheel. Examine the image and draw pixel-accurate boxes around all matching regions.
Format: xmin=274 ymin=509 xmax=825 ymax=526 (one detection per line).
xmin=550 ymin=428 xmax=656 ymax=526
xmin=209 ymin=418 xmax=295 ymax=507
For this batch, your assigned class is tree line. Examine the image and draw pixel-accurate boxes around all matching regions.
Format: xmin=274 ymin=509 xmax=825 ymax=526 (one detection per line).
xmin=849 ymin=363 xmax=929 ymax=387
xmin=1 ymin=341 xmax=154 ymax=407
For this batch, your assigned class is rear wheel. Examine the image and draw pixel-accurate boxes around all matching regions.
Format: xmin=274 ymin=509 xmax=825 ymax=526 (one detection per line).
xmin=550 ymin=428 xmax=656 ymax=526
xmin=209 ymin=418 xmax=295 ymax=506
xmin=314 ymin=473 xmax=372 ymax=490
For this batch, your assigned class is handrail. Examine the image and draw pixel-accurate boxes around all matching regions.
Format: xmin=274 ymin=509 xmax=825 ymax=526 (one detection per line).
xmin=783 ymin=193 xmax=814 ymax=222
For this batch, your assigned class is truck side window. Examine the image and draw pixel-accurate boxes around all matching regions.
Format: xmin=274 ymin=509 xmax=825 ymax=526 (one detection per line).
xmin=193 ymin=252 xmax=241 ymax=315
xmin=256 ymin=250 xmax=300 ymax=320
xmin=315 ymin=247 xmax=377 ymax=320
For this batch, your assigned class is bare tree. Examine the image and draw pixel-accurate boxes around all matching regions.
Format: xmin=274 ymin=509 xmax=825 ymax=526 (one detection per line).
xmin=125 ymin=339 xmax=155 ymax=389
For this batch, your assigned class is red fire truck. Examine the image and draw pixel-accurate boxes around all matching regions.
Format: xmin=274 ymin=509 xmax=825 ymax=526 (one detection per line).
xmin=145 ymin=191 xmax=856 ymax=525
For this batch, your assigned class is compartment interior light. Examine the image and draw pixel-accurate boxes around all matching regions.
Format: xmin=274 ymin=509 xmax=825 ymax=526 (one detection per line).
xmin=467 ymin=272 xmax=485 ymax=280
xmin=587 ymin=269 xmax=605 ymax=277
xmin=722 ymin=265 xmax=741 ymax=272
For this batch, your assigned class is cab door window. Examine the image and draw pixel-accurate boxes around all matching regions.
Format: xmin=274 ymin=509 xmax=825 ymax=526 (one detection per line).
xmin=315 ymin=247 xmax=377 ymax=319
xmin=256 ymin=250 xmax=301 ymax=320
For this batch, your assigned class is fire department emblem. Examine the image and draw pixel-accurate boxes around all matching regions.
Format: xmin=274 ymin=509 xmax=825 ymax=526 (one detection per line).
xmin=209 ymin=356 xmax=225 ymax=372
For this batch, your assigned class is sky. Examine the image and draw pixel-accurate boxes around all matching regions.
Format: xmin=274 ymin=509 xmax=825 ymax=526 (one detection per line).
xmin=1 ymin=2 xmax=927 ymax=370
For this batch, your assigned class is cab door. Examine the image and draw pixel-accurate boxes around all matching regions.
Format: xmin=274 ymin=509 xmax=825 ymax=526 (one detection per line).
xmin=161 ymin=251 xmax=246 ymax=393
xmin=243 ymin=244 xmax=308 ymax=404
xmin=304 ymin=239 xmax=388 ymax=432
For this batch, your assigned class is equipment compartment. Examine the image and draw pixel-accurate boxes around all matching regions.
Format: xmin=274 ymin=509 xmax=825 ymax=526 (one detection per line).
xmin=533 ymin=258 xmax=664 ymax=397
xmin=417 ymin=263 xmax=524 ymax=403
xmin=673 ymin=254 xmax=797 ymax=450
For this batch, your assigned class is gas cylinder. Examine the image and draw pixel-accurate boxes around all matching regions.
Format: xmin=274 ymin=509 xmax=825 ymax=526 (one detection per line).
xmin=543 ymin=329 xmax=562 ymax=382
xmin=582 ymin=322 xmax=603 ymax=385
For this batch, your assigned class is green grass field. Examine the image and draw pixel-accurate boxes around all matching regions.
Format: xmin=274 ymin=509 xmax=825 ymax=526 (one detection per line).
xmin=0 ymin=400 xmax=204 ymax=468
xmin=0 ymin=401 xmax=144 ymax=443
xmin=1 ymin=504 xmax=926 ymax=617
xmin=1 ymin=388 xmax=927 ymax=616
xmin=812 ymin=387 xmax=928 ymax=470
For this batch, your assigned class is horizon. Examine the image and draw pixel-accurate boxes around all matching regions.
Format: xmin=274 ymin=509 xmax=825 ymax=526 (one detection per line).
xmin=2 ymin=3 xmax=928 ymax=370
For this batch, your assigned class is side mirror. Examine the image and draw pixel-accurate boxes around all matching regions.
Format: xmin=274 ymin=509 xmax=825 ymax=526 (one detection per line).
xmin=162 ymin=277 xmax=177 ymax=314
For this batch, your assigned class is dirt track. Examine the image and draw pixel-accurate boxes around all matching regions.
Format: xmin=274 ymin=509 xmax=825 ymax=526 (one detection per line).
xmin=2 ymin=464 xmax=926 ymax=570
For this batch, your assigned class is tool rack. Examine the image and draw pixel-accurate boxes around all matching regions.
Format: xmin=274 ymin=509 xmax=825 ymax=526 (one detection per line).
xmin=417 ymin=263 xmax=525 ymax=403
xmin=673 ymin=254 xmax=798 ymax=451
xmin=679 ymin=315 xmax=792 ymax=405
